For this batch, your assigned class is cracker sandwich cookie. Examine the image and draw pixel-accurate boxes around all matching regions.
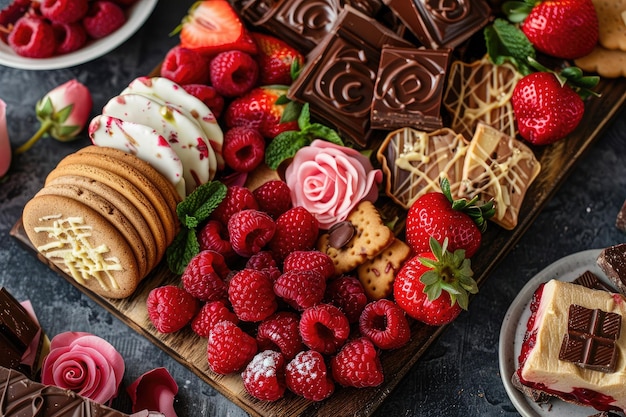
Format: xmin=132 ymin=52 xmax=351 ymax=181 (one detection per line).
xmin=22 ymin=147 xmax=179 ymax=299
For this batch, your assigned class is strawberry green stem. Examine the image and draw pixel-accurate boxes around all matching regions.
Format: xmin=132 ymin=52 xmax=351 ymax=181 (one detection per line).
xmin=14 ymin=119 xmax=53 ymax=155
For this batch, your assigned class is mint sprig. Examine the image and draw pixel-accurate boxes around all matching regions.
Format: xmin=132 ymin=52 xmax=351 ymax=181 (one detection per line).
xmin=484 ymin=18 xmax=536 ymax=75
xmin=166 ymin=180 xmax=227 ymax=274
xmin=265 ymin=103 xmax=344 ymax=169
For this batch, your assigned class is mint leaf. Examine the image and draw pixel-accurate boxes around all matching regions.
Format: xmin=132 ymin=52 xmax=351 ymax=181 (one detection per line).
xmin=484 ymin=18 xmax=535 ymax=75
xmin=297 ymin=103 xmax=312 ymax=130
xmin=166 ymin=228 xmax=200 ymax=275
xmin=280 ymin=100 xmax=302 ymax=123
xmin=305 ymin=123 xmax=344 ymax=145
xmin=265 ymin=130 xmax=310 ymax=169
xmin=176 ymin=181 xmax=227 ymax=227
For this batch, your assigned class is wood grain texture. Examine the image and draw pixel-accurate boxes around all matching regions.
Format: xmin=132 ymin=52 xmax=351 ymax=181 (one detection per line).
xmin=10 ymin=75 xmax=626 ymax=417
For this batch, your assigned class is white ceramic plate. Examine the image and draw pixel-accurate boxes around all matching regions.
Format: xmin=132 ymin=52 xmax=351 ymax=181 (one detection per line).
xmin=498 ymin=248 xmax=621 ymax=417
xmin=0 ymin=0 xmax=158 ymax=70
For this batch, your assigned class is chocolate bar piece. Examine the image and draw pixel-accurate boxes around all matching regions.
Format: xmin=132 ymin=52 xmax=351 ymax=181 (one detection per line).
xmin=572 ymin=270 xmax=616 ymax=293
xmin=597 ymin=244 xmax=626 ymax=295
xmin=288 ymin=6 xmax=411 ymax=146
xmin=0 ymin=366 xmax=131 ymax=417
xmin=371 ymin=45 xmax=450 ymax=131
xmin=232 ymin=0 xmax=385 ymax=53
xmin=559 ymin=304 xmax=621 ymax=373
xmin=0 ymin=287 xmax=44 ymax=378
xmin=382 ymin=0 xmax=492 ymax=49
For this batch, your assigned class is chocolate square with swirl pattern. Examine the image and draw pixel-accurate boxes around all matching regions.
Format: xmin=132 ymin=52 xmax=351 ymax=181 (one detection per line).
xmin=371 ymin=45 xmax=450 ymax=131
xmin=287 ymin=6 xmax=410 ymax=147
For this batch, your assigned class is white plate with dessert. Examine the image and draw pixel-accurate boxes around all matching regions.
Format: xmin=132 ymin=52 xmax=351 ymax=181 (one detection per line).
xmin=0 ymin=0 xmax=157 ymax=70
xmin=499 ymin=248 xmax=626 ymax=417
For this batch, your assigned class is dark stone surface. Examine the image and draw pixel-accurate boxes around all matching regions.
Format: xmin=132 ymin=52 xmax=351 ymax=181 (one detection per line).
xmin=0 ymin=1 xmax=625 ymax=416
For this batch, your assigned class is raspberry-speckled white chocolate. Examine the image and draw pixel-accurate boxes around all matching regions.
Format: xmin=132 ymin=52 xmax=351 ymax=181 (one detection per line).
xmin=122 ymin=76 xmax=224 ymax=170
xmin=88 ymin=114 xmax=186 ymax=198
xmin=102 ymin=93 xmax=215 ymax=195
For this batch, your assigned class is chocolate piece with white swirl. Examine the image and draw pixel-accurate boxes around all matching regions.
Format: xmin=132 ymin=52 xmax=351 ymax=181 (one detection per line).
xmin=288 ymin=6 xmax=410 ymax=146
xmin=371 ymin=46 xmax=450 ymax=131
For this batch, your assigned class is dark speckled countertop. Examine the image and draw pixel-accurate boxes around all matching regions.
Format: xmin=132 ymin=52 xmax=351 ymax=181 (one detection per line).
xmin=0 ymin=1 xmax=625 ymax=416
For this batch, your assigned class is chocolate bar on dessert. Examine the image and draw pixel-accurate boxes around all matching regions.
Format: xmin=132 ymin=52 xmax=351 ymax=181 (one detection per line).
xmin=597 ymin=244 xmax=626 ymax=295
xmin=371 ymin=45 xmax=451 ymax=131
xmin=287 ymin=6 xmax=411 ymax=147
xmin=232 ymin=0 xmax=385 ymax=53
xmin=0 ymin=366 xmax=131 ymax=417
xmin=0 ymin=287 xmax=47 ymax=379
xmin=514 ymin=279 xmax=626 ymax=412
xmin=382 ymin=0 xmax=492 ymax=49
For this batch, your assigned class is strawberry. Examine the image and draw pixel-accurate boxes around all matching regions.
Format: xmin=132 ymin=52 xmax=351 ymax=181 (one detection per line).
xmin=176 ymin=0 xmax=257 ymax=56
xmin=512 ymin=70 xmax=587 ymax=145
xmin=506 ymin=0 xmax=598 ymax=60
xmin=405 ymin=178 xmax=493 ymax=258
xmin=251 ymin=32 xmax=304 ymax=85
xmin=224 ymin=86 xmax=300 ymax=139
xmin=393 ymin=238 xmax=477 ymax=326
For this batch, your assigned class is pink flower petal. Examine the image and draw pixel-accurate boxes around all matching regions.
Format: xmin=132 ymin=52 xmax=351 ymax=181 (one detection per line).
xmin=0 ymin=99 xmax=11 ymax=177
xmin=127 ymin=368 xmax=178 ymax=417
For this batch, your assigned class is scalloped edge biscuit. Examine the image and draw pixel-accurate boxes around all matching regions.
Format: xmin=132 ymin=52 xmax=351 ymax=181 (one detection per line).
xmin=357 ymin=238 xmax=411 ymax=300
xmin=575 ymin=45 xmax=626 ymax=78
xmin=592 ymin=0 xmax=626 ymax=51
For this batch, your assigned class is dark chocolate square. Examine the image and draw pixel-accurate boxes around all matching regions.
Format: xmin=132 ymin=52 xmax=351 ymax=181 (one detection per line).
xmin=288 ymin=6 xmax=411 ymax=146
xmin=371 ymin=45 xmax=450 ymax=131
xmin=382 ymin=0 xmax=492 ymax=49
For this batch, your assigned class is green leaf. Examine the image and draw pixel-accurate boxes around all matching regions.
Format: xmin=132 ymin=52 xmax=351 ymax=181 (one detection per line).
xmin=275 ymin=93 xmax=291 ymax=105
xmin=297 ymin=103 xmax=312 ymax=130
xmin=176 ymin=181 xmax=227 ymax=226
xmin=304 ymin=123 xmax=344 ymax=145
xmin=279 ymin=100 xmax=302 ymax=123
xmin=166 ymin=228 xmax=200 ymax=275
xmin=54 ymin=104 xmax=73 ymax=124
xmin=484 ymin=18 xmax=535 ymax=75
xmin=265 ymin=130 xmax=311 ymax=169
xmin=36 ymin=97 xmax=54 ymax=120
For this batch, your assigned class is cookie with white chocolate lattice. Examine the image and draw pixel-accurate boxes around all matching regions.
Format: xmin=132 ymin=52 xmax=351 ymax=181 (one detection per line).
xmin=459 ymin=123 xmax=541 ymax=230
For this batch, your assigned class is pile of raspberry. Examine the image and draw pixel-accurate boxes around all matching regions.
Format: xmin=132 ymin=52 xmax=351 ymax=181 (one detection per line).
xmin=146 ymin=183 xmax=413 ymax=402
xmin=0 ymin=0 xmax=135 ymax=58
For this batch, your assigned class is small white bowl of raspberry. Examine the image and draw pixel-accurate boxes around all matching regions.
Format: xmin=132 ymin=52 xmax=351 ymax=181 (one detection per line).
xmin=0 ymin=0 xmax=157 ymax=70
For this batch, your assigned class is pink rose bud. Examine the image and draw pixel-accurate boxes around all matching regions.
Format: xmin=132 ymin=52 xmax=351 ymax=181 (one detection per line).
xmin=41 ymin=331 xmax=125 ymax=405
xmin=15 ymin=79 xmax=93 ymax=154
xmin=0 ymin=99 xmax=10 ymax=177
xmin=285 ymin=139 xmax=382 ymax=229
xmin=127 ymin=367 xmax=178 ymax=417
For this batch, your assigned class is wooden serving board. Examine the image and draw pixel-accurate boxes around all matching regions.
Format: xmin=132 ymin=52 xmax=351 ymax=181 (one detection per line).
xmin=10 ymin=71 xmax=626 ymax=416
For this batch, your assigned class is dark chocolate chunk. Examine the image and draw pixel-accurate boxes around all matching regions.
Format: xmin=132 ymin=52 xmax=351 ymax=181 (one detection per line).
xmin=572 ymin=270 xmax=616 ymax=293
xmin=0 ymin=366 xmax=131 ymax=417
xmin=371 ymin=45 xmax=450 ymax=131
xmin=559 ymin=304 xmax=621 ymax=373
xmin=328 ymin=221 xmax=356 ymax=249
xmin=616 ymin=199 xmax=626 ymax=232
xmin=597 ymin=243 xmax=626 ymax=295
xmin=382 ymin=0 xmax=492 ymax=49
xmin=288 ymin=6 xmax=411 ymax=147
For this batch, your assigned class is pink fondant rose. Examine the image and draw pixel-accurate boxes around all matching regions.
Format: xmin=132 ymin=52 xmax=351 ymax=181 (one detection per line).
xmin=285 ymin=139 xmax=382 ymax=229
xmin=41 ymin=331 xmax=125 ymax=405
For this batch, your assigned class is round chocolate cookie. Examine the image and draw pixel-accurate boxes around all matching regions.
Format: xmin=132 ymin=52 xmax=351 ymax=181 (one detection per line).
xmin=22 ymin=194 xmax=140 ymax=299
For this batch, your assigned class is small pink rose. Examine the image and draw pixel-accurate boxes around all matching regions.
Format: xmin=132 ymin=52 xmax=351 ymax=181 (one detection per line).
xmin=41 ymin=331 xmax=124 ymax=405
xmin=285 ymin=139 xmax=382 ymax=229
xmin=0 ymin=99 xmax=10 ymax=177
xmin=127 ymin=367 xmax=178 ymax=417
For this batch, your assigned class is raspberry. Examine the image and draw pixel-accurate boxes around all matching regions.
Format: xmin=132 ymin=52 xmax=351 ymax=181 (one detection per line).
xmin=228 ymin=268 xmax=277 ymax=322
xmin=256 ymin=312 xmax=304 ymax=360
xmin=252 ymin=180 xmax=292 ymax=219
xmin=207 ymin=321 xmax=257 ymax=374
xmin=285 ymin=350 xmax=334 ymax=401
xmin=82 ymin=1 xmax=125 ymax=39
xmin=241 ymin=350 xmax=286 ymax=401
xmin=181 ymin=250 xmax=230 ymax=302
xmin=210 ymin=185 xmax=258 ymax=226
xmin=359 ymin=299 xmax=411 ymax=350
xmin=246 ymin=251 xmax=280 ymax=282
xmin=299 ymin=303 xmax=349 ymax=355
xmin=146 ymin=285 xmax=200 ymax=334
xmin=223 ymin=127 xmax=265 ymax=173
xmin=325 ymin=275 xmax=368 ymax=324
xmin=269 ymin=206 xmax=319 ymax=261
xmin=8 ymin=16 xmax=56 ymax=58
xmin=191 ymin=300 xmax=238 ymax=338
xmin=330 ymin=337 xmax=384 ymax=388
xmin=182 ymin=84 xmax=225 ymax=119
xmin=283 ymin=250 xmax=335 ymax=281
xmin=209 ymin=50 xmax=259 ymax=98
xmin=52 ymin=21 xmax=87 ymax=54
xmin=273 ymin=270 xmax=326 ymax=311
xmin=197 ymin=220 xmax=235 ymax=260
xmin=161 ymin=46 xmax=210 ymax=86
xmin=40 ymin=0 xmax=88 ymax=24
xmin=0 ymin=0 xmax=31 ymax=27
xmin=228 ymin=209 xmax=276 ymax=257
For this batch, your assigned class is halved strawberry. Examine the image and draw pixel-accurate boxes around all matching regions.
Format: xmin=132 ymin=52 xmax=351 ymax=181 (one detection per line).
xmin=176 ymin=0 xmax=257 ymax=56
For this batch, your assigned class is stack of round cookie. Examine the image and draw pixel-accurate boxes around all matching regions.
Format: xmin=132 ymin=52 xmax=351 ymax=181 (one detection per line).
xmin=22 ymin=146 xmax=180 ymax=299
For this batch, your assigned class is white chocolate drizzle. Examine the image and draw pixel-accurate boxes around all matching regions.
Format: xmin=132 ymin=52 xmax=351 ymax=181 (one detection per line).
xmin=34 ymin=214 xmax=122 ymax=291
